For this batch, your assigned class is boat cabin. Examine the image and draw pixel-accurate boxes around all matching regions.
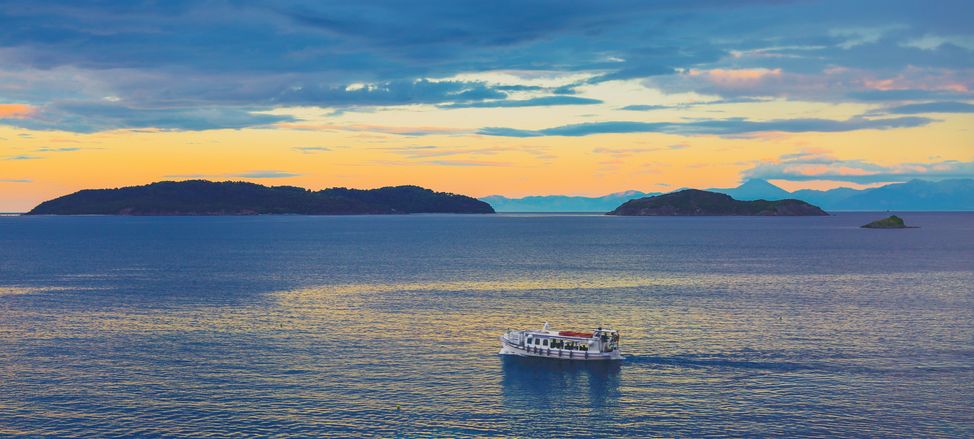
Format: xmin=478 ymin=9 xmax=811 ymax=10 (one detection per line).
xmin=501 ymin=323 xmax=621 ymax=360
xmin=523 ymin=327 xmax=619 ymax=353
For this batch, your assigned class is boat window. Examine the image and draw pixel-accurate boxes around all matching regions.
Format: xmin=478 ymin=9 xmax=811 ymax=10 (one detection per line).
xmin=534 ymin=338 xmax=541 ymax=345
xmin=542 ymin=339 xmax=548 ymax=346
xmin=526 ymin=338 xmax=532 ymax=345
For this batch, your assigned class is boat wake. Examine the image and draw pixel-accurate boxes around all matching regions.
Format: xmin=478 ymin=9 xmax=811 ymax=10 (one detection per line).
xmin=622 ymin=354 xmax=817 ymax=372
xmin=622 ymin=354 xmax=974 ymax=376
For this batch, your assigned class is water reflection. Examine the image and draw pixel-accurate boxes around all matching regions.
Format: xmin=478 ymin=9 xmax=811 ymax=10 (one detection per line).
xmin=500 ymin=355 xmax=622 ymax=416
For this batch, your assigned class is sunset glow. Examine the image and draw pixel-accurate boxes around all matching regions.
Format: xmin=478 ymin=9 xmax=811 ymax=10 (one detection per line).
xmin=1 ymin=1 xmax=972 ymax=211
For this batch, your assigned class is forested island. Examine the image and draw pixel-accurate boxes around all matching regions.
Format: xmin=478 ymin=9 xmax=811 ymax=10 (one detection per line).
xmin=606 ymin=189 xmax=828 ymax=216
xmin=26 ymin=180 xmax=495 ymax=215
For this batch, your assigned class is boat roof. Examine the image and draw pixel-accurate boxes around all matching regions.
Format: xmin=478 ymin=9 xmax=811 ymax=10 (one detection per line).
xmin=522 ymin=328 xmax=618 ymax=338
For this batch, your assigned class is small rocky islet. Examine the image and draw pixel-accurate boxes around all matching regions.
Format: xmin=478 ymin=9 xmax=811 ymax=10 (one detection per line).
xmin=861 ymin=215 xmax=916 ymax=229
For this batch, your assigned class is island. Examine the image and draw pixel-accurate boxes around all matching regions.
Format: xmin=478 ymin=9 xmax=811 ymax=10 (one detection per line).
xmin=606 ymin=189 xmax=828 ymax=216
xmin=25 ymin=180 xmax=495 ymax=215
xmin=861 ymin=215 xmax=915 ymax=229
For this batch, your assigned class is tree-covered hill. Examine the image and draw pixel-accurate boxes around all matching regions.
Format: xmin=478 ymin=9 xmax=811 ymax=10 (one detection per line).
xmin=607 ymin=189 xmax=828 ymax=216
xmin=26 ymin=180 xmax=495 ymax=215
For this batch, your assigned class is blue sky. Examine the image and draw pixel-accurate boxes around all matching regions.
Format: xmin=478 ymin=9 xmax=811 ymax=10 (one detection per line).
xmin=0 ymin=0 xmax=972 ymax=209
xmin=1 ymin=0 xmax=971 ymax=130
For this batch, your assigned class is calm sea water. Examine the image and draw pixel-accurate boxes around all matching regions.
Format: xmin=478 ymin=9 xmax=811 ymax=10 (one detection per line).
xmin=1 ymin=212 xmax=972 ymax=438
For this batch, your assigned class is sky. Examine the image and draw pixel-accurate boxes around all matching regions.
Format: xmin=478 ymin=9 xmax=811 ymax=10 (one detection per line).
xmin=0 ymin=0 xmax=972 ymax=211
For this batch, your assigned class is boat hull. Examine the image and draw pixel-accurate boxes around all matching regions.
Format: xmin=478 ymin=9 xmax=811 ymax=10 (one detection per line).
xmin=499 ymin=336 xmax=623 ymax=361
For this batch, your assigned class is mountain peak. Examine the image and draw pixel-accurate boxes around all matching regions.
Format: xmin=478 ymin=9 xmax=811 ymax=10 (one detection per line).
xmin=707 ymin=179 xmax=790 ymax=201
xmin=607 ymin=189 xmax=644 ymax=197
xmin=739 ymin=178 xmax=777 ymax=188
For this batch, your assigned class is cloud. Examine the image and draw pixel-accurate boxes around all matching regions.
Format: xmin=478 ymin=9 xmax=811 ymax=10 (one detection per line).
xmin=230 ymin=170 xmax=301 ymax=179
xmin=3 ymin=102 xmax=297 ymax=132
xmin=475 ymin=127 xmax=544 ymax=137
xmin=670 ymin=116 xmax=935 ymax=135
xmin=292 ymin=146 xmax=331 ymax=153
xmin=592 ymin=144 xmax=688 ymax=157
xmin=378 ymin=144 xmax=554 ymax=164
xmin=276 ymin=122 xmax=469 ymax=136
xmin=0 ymin=104 xmax=35 ymax=119
xmin=383 ymin=145 xmax=500 ymax=159
xmin=646 ymin=63 xmax=974 ymax=103
xmin=619 ymin=105 xmax=671 ymax=111
xmin=778 ymin=148 xmax=833 ymax=161
xmin=440 ymin=95 xmax=602 ymax=109
xmin=619 ymin=99 xmax=765 ymax=111
xmin=4 ymin=155 xmax=42 ymax=160
xmin=480 ymin=121 xmax=668 ymax=137
xmin=847 ymin=89 xmax=973 ymax=101
xmin=479 ymin=116 xmax=934 ymax=137
xmin=743 ymin=150 xmax=974 ymax=183
xmin=35 ymin=147 xmax=81 ymax=152
xmin=0 ymin=179 xmax=31 ymax=183
xmin=372 ymin=158 xmax=510 ymax=167
xmin=688 ymin=68 xmax=782 ymax=85
xmin=1 ymin=0 xmax=973 ymax=132
xmin=906 ymin=34 xmax=974 ymax=51
xmin=273 ymin=79 xmax=507 ymax=106
xmin=883 ymin=101 xmax=974 ymax=114
xmin=424 ymin=160 xmax=509 ymax=167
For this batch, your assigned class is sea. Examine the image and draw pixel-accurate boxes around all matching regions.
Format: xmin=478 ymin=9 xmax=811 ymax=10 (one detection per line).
xmin=1 ymin=212 xmax=972 ymax=438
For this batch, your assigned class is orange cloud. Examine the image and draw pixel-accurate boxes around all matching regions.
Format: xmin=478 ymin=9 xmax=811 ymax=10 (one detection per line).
xmin=688 ymin=68 xmax=782 ymax=85
xmin=862 ymin=78 xmax=892 ymax=90
xmin=861 ymin=67 xmax=972 ymax=92
xmin=784 ymin=164 xmax=875 ymax=177
xmin=943 ymin=83 xmax=969 ymax=93
xmin=785 ymin=164 xmax=830 ymax=176
xmin=0 ymin=104 xmax=35 ymax=119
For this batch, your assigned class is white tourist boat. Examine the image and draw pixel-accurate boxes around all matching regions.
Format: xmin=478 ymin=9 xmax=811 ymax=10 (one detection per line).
xmin=499 ymin=323 xmax=623 ymax=361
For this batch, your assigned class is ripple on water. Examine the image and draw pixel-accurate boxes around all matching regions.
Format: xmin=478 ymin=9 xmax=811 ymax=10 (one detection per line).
xmin=1 ymin=214 xmax=973 ymax=437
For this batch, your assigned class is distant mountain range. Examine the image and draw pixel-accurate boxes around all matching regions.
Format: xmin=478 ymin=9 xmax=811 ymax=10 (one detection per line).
xmin=482 ymin=179 xmax=974 ymax=212
xmin=481 ymin=190 xmax=660 ymax=212
xmin=713 ymin=178 xmax=974 ymax=211
xmin=27 ymin=180 xmax=495 ymax=215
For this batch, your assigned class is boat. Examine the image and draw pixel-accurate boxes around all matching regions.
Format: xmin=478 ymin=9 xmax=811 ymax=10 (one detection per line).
xmin=499 ymin=322 xmax=623 ymax=361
